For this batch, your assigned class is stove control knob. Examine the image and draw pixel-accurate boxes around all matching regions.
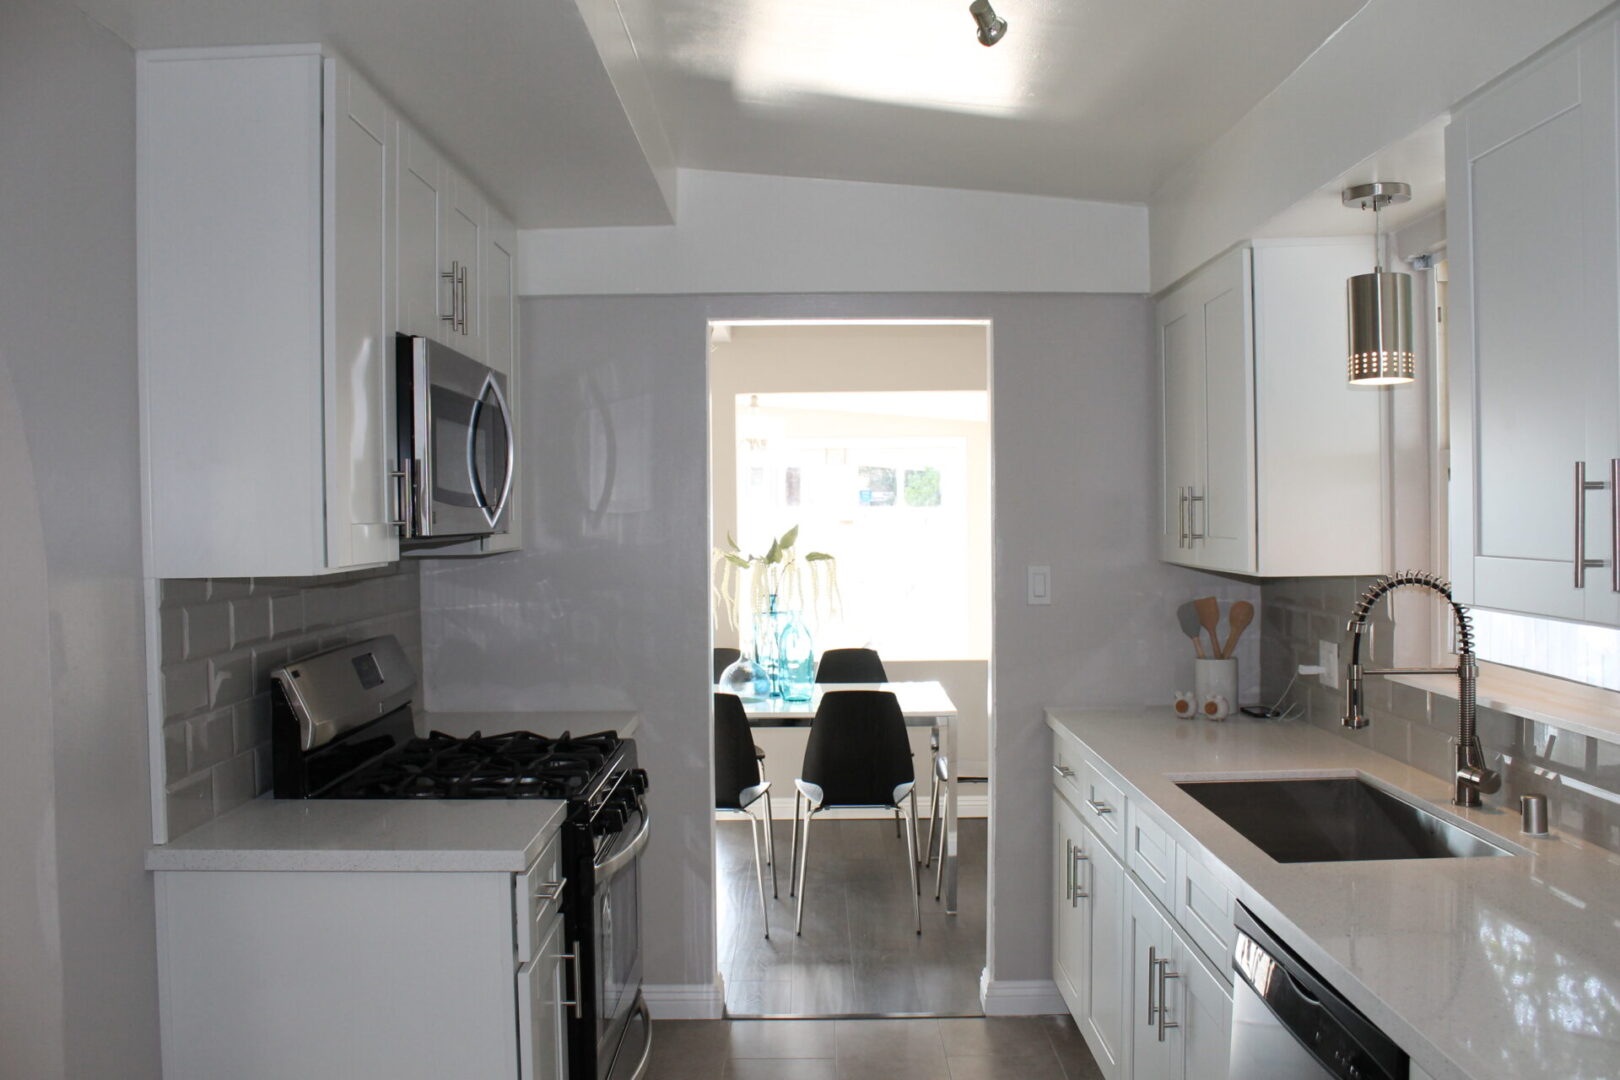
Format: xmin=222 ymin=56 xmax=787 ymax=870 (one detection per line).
xmin=626 ymin=768 xmax=649 ymax=794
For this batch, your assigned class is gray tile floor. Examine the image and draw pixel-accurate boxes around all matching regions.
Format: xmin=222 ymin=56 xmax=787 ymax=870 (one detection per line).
xmin=717 ymin=817 xmax=988 ymax=1016
xmin=646 ymin=1016 xmax=1104 ymax=1080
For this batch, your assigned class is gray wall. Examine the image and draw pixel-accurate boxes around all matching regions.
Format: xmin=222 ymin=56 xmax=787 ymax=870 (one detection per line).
xmin=420 ymin=292 xmax=1260 ymax=996
xmin=0 ymin=2 xmax=158 ymax=1075
xmin=1263 ymin=577 xmax=1620 ymax=853
xmin=157 ymin=566 xmax=422 ymax=835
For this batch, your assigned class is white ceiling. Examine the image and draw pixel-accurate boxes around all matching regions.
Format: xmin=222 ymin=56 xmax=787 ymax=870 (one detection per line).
xmin=75 ymin=0 xmax=1373 ymax=225
xmin=609 ymin=0 xmax=1371 ymax=204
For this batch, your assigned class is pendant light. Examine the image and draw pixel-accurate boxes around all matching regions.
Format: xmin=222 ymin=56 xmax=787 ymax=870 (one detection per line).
xmin=1342 ymin=181 xmax=1415 ymax=386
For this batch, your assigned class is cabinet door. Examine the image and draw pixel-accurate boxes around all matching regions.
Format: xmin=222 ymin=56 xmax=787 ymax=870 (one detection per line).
xmin=481 ymin=208 xmax=523 ymax=555
xmin=1053 ymin=793 xmax=1087 ymax=1017
xmin=1449 ymin=18 xmax=1620 ymax=624
xmin=397 ymin=123 xmax=447 ymax=342
xmin=1156 ymin=248 xmax=1256 ymax=573
xmin=443 ymin=169 xmax=484 ymax=359
xmin=1128 ymin=877 xmax=1174 ymax=1080
xmin=517 ymin=915 xmax=569 ymax=1080
xmin=1168 ymin=923 xmax=1232 ymax=1080
xmin=323 ymin=58 xmax=398 ymax=570
xmin=1082 ymin=830 xmax=1127 ymax=1080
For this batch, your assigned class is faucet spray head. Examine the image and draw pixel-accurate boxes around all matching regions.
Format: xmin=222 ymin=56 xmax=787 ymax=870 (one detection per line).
xmin=1342 ymin=667 xmax=1369 ymax=729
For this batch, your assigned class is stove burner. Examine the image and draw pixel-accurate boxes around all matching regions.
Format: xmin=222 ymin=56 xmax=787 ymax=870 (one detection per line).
xmin=329 ymin=729 xmax=622 ymax=800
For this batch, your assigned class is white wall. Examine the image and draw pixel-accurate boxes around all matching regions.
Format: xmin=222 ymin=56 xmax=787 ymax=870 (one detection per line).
xmin=0 ymin=2 xmax=159 ymax=1077
xmin=419 ymin=292 xmax=1260 ymax=1009
xmin=1149 ymin=0 xmax=1613 ymax=291
xmin=518 ymin=169 xmax=1150 ymax=296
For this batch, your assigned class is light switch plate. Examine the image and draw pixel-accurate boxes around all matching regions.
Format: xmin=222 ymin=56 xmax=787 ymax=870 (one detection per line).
xmin=1318 ymin=641 xmax=1340 ymax=688
xmin=1027 ymin=565 xmax=1051 ymax=605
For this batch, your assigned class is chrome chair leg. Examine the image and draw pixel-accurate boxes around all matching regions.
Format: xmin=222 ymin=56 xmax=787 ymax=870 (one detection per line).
xmin=748 ymin=808 xmax=770 ymax=938
xmin=924 ymin=763 xmax=942 ymax=867
xmin=764 ymin=793 xmax=778 ymax=898
xmin=909 ymin=788 xmax=922 ymax=870
xmin=934 ymin=811 xmax=946 ymax=901
xmin=795 ymin=808 xmax=816 ymax=935
xmin=894 ymin=806 xmax=902 ymax=839
xmin=790 ymin=791 xmax=802 ymax=898
xmin=902 ymin=798 xmax=921 ymax=934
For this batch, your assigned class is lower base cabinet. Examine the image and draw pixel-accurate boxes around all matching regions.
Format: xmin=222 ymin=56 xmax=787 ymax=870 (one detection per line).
xmin=1054 ymin=745 xmax=1231 ymax=1080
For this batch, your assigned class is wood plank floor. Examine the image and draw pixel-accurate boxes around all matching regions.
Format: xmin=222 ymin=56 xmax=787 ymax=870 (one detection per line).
xmin=646 ymin=1016 xmax=1105 ymax=1080
xmin=716 ymin=816 xmax=988 ymax=1017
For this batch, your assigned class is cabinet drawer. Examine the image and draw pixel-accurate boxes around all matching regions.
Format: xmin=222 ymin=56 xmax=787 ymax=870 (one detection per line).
xmin=516 ymin=831 xmax=565 ymax=962
xmin=1175 ymin=846 xmax=1236 ymax=978
xmin=1051 ymin=731 xmax=1086 ymax=802
xmin=1078 ymin=759 xmax=1126 ymax=856
xmin=1126 ymin=799 xmax=1175 ymax=909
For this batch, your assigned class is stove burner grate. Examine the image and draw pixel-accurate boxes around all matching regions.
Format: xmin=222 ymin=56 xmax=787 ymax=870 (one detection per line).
xmin=329 ymin=729 xmax=621 ymax=799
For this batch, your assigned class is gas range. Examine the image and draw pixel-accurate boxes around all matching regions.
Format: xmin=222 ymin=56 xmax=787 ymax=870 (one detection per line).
xmin=269 ymin=636 xmax=651 ymax=1080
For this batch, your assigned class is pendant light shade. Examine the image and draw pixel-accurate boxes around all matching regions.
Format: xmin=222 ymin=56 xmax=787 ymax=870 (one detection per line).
xmin=1342 ymin=181 xmax=1415 ymax=386
xmin=1346 ymin=268 xmax=1415 ymax=384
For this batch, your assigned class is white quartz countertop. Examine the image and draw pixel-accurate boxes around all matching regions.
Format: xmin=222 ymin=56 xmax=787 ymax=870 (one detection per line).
xmin=1045 ymin=707 xmax=1620 ymax=1080
xmin=146 ymin=796 xmax=567 ymax=872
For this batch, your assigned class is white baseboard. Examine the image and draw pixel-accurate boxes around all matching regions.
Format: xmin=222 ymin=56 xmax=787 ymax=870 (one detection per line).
xmin=745 ymin=793 xmax=989 ymax=822
xmin=643 ymin=979 xmax=726 ymax=1020
xmin=979 ymin=976 xmax=1068 ymax=1016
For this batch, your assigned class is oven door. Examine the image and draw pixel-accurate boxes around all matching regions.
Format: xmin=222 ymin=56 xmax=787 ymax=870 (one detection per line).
xmin=402 ymin=335 xmax=513 ymax=538
xmin=593 ymin=807 xmax=651 ymax=1080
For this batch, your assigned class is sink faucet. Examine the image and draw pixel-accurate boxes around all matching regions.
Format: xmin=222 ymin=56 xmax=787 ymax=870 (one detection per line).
xmin=1342 ymin=571 xmax=1501 ymax=808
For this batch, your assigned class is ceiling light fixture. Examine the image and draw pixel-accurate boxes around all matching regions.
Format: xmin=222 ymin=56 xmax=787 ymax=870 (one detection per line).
xmin=1342 ymin=181 xmax=1415 ymax=386
xmin=969 ymin=0 xmax=1007 ymax=46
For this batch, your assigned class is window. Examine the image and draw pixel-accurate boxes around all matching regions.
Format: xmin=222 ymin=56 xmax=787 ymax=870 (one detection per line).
xmin=732 ymin=392 xmax=989 ymax=661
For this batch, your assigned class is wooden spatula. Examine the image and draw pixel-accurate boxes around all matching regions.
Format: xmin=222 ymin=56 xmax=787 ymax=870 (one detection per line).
xmin=1176 ymin=602 xmax=1206 ymax=659
xmin=1220 ymin=600 xmax=1254 ymax=659
xmin=1194 ymin=596 xmax=1222 ymax=659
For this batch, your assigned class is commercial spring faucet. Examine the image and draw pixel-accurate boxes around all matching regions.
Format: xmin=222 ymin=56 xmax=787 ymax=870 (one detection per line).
xmin=1342 ymin=571 xmax=1501 ymax=808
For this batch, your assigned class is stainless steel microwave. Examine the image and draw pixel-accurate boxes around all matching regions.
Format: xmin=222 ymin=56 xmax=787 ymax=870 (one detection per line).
xmin=395 ymin=334 xmax=514 ymax=540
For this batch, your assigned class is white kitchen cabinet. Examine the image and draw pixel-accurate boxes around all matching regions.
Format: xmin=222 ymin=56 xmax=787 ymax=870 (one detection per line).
xmin=1127 ymin=876 xmax=1232 ymax=1080
xmin=480 ymin=208 xmax=524 ymax=555
xmin=1156 ymin=238 xmax=1384 ymax=577
xmin=1054 ymin=792 xmax=1087 ymax=1017
xmin=153 ymin=858 xmax=568 ymax=1080
xmin=1054 ymin=788 xmax=1126 ymax=1080
xmin=138 ymin=47 xmax=399 ymax=577
xmin=396 ymin=122 xmax=449 ymax=343
xmin=1448 ymin=14 xmax=1620 ymax=626
xmin=444 ymin=169 xmax=485 ymax=360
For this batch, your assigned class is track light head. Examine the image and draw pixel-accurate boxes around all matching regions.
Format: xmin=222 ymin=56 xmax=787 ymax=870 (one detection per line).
xmin=969 ymin=0 xmax=1008 ymax=46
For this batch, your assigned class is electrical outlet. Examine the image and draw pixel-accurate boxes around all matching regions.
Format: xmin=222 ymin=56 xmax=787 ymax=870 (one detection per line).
xmin=1318 ymin=641 xmax=1340 ymax=689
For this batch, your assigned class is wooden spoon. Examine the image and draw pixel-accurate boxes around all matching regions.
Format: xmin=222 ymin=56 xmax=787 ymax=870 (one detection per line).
xmin=1220 ymin=600 xmax=1254 ymax=659
xmin=1176 ymin=602 xmax=1206 ymax=659
xmin=1194 ymin=596 xmax=1222 ymax=659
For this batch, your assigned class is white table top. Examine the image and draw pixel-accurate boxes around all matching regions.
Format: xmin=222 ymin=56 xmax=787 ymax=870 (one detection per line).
xmin=718 ymin=680 xmax=957 ymax=721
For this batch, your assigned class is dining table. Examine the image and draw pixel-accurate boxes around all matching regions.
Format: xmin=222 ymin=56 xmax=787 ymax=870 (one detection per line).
xmin=723 ymin=680 xmax=963 ymax=915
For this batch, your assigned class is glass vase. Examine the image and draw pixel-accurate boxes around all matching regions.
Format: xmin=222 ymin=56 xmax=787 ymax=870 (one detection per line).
xmin=776 ymin=611 xmax=814 ymax=702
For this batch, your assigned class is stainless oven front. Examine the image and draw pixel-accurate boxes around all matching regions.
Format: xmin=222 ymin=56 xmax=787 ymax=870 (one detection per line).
xmin=396 ymin=334 xmax=514 ymax=540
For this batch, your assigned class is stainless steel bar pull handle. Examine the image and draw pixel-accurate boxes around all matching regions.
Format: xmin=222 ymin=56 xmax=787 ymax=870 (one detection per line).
xmin=1070 ymin=849 xmax=1088 ymax=906
xmin=1051 ymin=763 xmax=1075 ymax=780
xmin=1611 ymin=459 xmax=1619 ymax=593
xmin=556 ymin=949 xmax=585 ymax=1019
xmin=457 ymin=263 xmax=469 ymax=334
xmin=440 ymin=261 xmax=459 ymax=325
xmin=1574 ymin=462 xmax=1608 ymax=588
xmin=1146 ymin=946 xmax=1158 ymax=1026
xmin=1085 ymin=797 xmax=1113 ymax=816
xmin=1187 ymin=489 xmax=1206 ymax=542
xmin=1063 ymin=839 xmax=1073 ymax=901
xmin=1177 ymin=488 xmax=1188 ymax=549
xmin=1156 ymin=957 xmax=1180 ymax=1041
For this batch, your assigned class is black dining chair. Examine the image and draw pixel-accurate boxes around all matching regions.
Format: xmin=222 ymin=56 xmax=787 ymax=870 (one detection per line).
xmin=814 ymin=647 xmax=888 ymax=684
xmin=715 ymin=693 xmax=776 ymax=937
xmin=790 ymin=690 xmax=921 ymax=935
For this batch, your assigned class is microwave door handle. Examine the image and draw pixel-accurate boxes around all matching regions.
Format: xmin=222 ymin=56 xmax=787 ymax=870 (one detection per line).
xmin=466 ymin=374 xmax=515 ymax=527
xmin=488 ymin=375 xmax=516 ymax=526
xmin=465 ymin=390 xmax=492 ymax=519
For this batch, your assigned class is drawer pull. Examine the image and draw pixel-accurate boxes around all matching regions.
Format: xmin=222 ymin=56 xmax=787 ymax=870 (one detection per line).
xmin=533 ymin=878 xmax=567 ymax=904
xmin=1071 ymin=850 xmax=1089 ymax=906
xmin=555 ymin=948 xmax=584 ymax=1019
xmin=1052 ymin=763 xmax=1076 ymax=780
xmin=1157 ymin=957 xmax=1180 ymax=1041
xmin=1086 ymin=797 xmax=1114 ymax=817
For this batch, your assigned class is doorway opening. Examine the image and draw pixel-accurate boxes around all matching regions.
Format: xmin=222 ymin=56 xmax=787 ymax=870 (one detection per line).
xmin=708 ymin=319 xmax=992 ymax=1018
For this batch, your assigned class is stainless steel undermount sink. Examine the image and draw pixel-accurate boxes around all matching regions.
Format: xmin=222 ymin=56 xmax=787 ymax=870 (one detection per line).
xmin=1175 ymin=775 xmax=1514 ymax=863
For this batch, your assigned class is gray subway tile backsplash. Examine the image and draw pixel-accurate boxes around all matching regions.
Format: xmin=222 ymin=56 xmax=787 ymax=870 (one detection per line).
xmin=1262 ymin=576 xmax=1620 ymax=854
xmin=158 ymin=562 xmax=421 ymax=839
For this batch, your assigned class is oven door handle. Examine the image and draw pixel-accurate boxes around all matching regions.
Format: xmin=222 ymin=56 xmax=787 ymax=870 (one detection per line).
xmin=594 ymin=807 xmax=651 ymax=884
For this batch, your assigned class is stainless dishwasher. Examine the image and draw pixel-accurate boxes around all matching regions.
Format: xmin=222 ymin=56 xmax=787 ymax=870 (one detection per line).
xmin=1230 ymin=904 xmax=1409 ymax=1080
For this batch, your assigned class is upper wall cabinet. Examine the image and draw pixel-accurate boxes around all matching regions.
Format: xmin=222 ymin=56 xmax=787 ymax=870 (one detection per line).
xmin=139 ymin=47 xmax=399 ymax=577
xmin=139 ymin=47 xmax=521 ymax=578
xmin=1156 ymin=239 xmax=1386 ymax=577
xmin=1448 ymin=15 xmax=1620 ymax=626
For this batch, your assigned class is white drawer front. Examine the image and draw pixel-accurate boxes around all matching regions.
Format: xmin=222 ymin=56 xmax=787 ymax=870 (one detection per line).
xmin=516 ymin=832 xmax=564 ymax=962
xmin=516 ymin=913 xmax=569 ymax=1080
xmin=1126 ymin=798 xmax=1175 ymax=909
xmin=1051 ymin=730 xmax=1085 ymax=803
xmin=1079 ymin=758 xmax=1126 ymax=856
xmin=1176 ymin=845 xmax=1236 ymax=977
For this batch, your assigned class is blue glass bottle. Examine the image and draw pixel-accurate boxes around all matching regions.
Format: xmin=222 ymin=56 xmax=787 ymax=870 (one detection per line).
xmin=776 ymin=612 xmax=814 ymax=702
